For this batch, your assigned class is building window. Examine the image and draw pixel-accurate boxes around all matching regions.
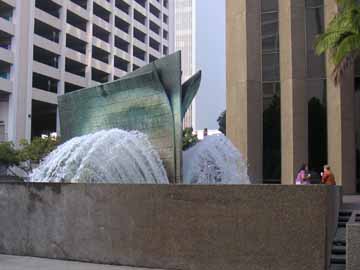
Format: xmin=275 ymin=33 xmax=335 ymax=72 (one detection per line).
xmin=66 ymin=34 xmax=87 ymax=54
xmin=133 ymin=46 xmax=146 ymax=61
xmin=0 ymin=30 xmax=12 ymax=50
xmin=33 ymin=46 xmax=59 ymax=68
xmin=163 ymin=46 xmax=168 ymax=55
xmin=65 ymin=58 xmax=86 ymax=77
xmin=163 ymin=14 xmax=168 ymax=24
xmin=149 ymin=37 xmax=160 ymax=51
xmin=69 ymin=0 xmax=88 ymax=10
xmin=92 ymin=68 xmax=109 ymax=83
xmin=0 ymin=1 xmax=14 ymax=21
xmin=150 ymin=4 xmax=160 ymax=18
xmin=150 ymin=21 xmax=160 ymax=35
xmin=92 ymin=46 xmax=109 ymax=64
xmin=134 ymin=9 xmax=146 ymax=25
xmin=115 ymin=0 xmax=130 ymax=14
xmin=34 ymin=20 xmax=60 ymax=43
xmin=261 ymin=0 xmax=281 ymax=181
xmin=134 ymin=0 xmax=146 ymax=8
xmin=163 ymin=30 xmax=168 ymax=40
xmin=31 ymin=100 xmax=57 ymax=139
xmin=115 ymin=16 xmax=130 ymax=33
xmin=93 ymin=25 xmax=110 ymax=43
xmin=114 ymin=36 xmax=129 ymax=53
xmin=0 ymin=60 xmax=11 ymax=79
xmin=305 ymin=0 xmax=325 ymax=78
xmin=35 ymin=0 xmax=61 ymax=18
xmin=67 ymin=10 xmax=88 ymax=32
xmin=133 ymin=28 xmax=146 ymax=43
xmin=65 ymin=82 xmax=83 ymax=93
xmin=93 ymin=2 xmax=110 ymax=22
xmin=114 ymin=56 xmax=129 ymax=72
xmin=32 ymin=72 xmax=58 ymax=93
xmin=149 ymin=55 xmax=157 ymax=63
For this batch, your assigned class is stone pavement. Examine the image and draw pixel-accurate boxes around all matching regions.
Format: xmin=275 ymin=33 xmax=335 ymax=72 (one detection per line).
xmin=0 ymin=255 xmax=164 ymax=270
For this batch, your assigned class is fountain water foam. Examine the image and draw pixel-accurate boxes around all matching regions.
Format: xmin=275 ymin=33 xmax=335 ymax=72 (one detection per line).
xmin=182 ymin=134 xmax=250 ymax=185
xmin=30 ymin=129 xmax=169 ymax=184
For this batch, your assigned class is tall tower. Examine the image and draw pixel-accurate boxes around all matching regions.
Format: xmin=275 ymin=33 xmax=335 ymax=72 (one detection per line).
xmin=175 ymin=0 xmax=196 ymax=129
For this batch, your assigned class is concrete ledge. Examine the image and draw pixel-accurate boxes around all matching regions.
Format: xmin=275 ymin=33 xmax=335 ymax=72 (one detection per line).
xmin=0 ymin=255 xmax=163 ymax=270
xmin=0 ymin=184 xmax=340 ymax=270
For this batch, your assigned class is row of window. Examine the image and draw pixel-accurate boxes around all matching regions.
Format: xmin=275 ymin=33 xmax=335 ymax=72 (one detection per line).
xmin=33 ymin=42 xmax=160 ymax=72
xmin=33 ymin=19 xmax=168 ymax=55
xmin=35 ymin=0 xmax=169 ymax=28
xmin=30 ymin=63 xmax=144 ymax=94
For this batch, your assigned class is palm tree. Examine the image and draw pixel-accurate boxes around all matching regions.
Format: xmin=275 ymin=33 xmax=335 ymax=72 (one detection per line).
xmin=315 ymin=0 xmax=360 ymax=85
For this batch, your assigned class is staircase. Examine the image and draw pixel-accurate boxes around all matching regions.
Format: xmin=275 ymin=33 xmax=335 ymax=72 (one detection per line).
xmin=329 ymin=210 xmax=352 ymax=270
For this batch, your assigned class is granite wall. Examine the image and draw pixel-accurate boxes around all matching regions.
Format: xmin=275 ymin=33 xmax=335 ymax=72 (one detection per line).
xmin=346 ymin=211 xmax=360 ymax=270
xmin=0 ymin=184 xmax=340 ymax=270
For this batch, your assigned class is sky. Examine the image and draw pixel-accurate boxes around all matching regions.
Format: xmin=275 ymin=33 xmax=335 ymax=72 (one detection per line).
xmin=195 ymin=0 xmax=226 ymax=130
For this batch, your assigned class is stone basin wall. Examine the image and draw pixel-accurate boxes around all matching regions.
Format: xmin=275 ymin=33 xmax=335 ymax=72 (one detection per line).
xmin=0 ymin=183 xmax=340 ymax=270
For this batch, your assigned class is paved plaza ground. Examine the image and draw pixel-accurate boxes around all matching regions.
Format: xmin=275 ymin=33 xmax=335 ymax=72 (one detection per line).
xmin=0 ymin=255 xmax=163 ymax=270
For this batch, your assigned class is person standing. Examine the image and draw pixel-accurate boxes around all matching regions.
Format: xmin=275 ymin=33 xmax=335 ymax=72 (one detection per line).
xmin=321 ymin=165 xmax=336 ymax=185
xmin=295 ymin=164 xmax=311 ymax=185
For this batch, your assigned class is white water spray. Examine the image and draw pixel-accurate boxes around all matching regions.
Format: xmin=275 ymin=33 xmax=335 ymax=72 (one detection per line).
xmin=182 ymin=134 xmax=250 ymax=185
xmin=30 ymin=129 xmax=169 ymax=184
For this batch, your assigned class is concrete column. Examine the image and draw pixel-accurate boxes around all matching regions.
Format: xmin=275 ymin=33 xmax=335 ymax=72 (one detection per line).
xmin=57 ymin=0 xmax=68 ymax=136
xmin=8 ymin=0 xmax=35 ymax=145
xmin=279 ymin=0 xmax=308 ymax=184
xmin=85 ymin=1 xmax=94 ymax=85
xmin=109 ymin=0 xmax=115 ymax=81
xmin=226 ymin=0 xmax=262 ymax=183
xmin=325 ymin=0 xmax=356 ymax=194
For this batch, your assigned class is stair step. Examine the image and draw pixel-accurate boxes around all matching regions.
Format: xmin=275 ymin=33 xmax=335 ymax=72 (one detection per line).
xmin=330 ymin=264 xmax=346 ymax=270
xmin=334 ymin=228 xmax=346 ymax=243
xmin=338 ymin=216 xmax=350 ymax=222
xmin=332 ymin=245 xmax=346 ymax=255
xmin=330 ymin=254 xmax=346 ymax=264
xmin=338 ymin=222 xmax=347 ymax=228
xmin=339 ymin=211 xmax=352 ymax=217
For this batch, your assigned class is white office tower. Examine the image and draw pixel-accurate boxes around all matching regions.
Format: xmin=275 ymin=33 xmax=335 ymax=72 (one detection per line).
xmin=174 ymin=0 xmax=195 ymax=129
xmin=0 ymin=0 xmax=174 ymax=144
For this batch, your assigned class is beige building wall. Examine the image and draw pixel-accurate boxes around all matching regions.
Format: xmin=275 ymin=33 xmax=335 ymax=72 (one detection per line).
xmin=227 ymin=0 xmax=357 ymax=192
xmin=279 ymin=0 xmax=308 ymax=184
xmin=325 ymin=0 xmax=356 ymax=194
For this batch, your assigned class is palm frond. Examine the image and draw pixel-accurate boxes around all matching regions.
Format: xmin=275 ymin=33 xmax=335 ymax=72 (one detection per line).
xmin=315 ymin=0 xmax=360 ymax=84
xmin=333 ymin=52 xmax=357 ymax=85
xmin=332 ymin=34 xmax=360 ymax=64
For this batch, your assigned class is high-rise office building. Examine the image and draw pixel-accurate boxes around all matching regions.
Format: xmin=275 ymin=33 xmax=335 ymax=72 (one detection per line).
xmin=175 ymin=0 xmax=195 ymax=128
xmin=0 ymin=0 xmax=174 ymax=144
xmin=227 ymin=0 xmax=360 ymax=193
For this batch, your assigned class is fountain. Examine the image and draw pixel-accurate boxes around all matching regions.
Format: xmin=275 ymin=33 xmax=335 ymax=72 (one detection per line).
xmin=183 ymin=134 xmax=250 ymax=184
xmin=30 ymin=51 xmax=250 ymax=184
xmin=30 ymin=129 xmax=168 ymax=184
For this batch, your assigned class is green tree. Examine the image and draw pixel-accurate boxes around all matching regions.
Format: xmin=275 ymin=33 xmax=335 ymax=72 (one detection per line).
xmin=217 ymin=110 xmax=226 ymax=135
xmin=183 ymin=128 xmax=199 ymax=150
xmin=0 ymin=142 xmax=19 ymax=166
xmin=17 ymin=136 xmax=59 ymax=173
xmin=315 ymin=0 xmax=360 ymax=84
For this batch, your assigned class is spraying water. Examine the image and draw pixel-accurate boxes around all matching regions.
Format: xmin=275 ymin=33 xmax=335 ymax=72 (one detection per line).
xmin=30 ymin=129 xmax=169 ymax=184
xmin=182 ymin=134 xmax=250 ymax=185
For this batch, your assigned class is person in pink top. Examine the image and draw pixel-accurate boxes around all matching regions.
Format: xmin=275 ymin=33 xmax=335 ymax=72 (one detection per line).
xmin=295 ymin=164 xmax=311 ymax=185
